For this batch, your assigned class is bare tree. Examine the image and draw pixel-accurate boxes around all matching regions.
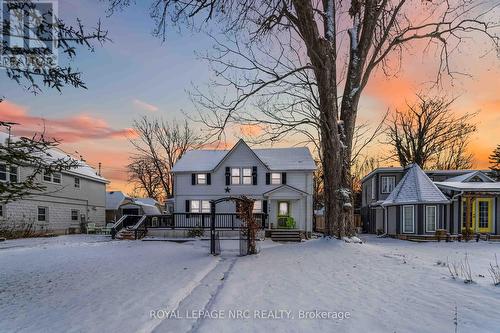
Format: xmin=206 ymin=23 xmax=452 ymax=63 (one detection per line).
xmin=127 ymin=156 xmax=163 ymax=201
xmin=130 ymin=117 xmax=199 ymax=199
xmin=107 ymin=0 xmax=499 ymax=237
xmin=385 ymin=94 xmax=477 ymax=169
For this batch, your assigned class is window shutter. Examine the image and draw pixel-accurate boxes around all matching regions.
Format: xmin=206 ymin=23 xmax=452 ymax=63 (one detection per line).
xmin=185 ymin=200 xmax=190 ymax=212
xmin=206 ymin=173 xmax=211 ymax=185
xmin=252 ymin=166 xmax=257 ymax=185
xmin=263 ymin=200 xmax=268 ymax=213
xmin=225 ymin=167 xmax=230 ymax=186
xmin=191 ymin=173 xmax=196 ymax=185
xmin=281 ymin=172 xmax=287 ymax=184
xmin=265 ymin=173 xmax=270 ymax=185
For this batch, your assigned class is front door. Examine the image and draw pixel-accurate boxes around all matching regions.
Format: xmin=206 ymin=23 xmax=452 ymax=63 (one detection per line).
xmin=462 ymin=198 xmax=494 ymax=233
xmin=277 ymin=201 xmax=290 ymax=228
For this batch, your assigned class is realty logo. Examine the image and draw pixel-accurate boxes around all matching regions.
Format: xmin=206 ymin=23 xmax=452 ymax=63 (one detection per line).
xmin=1 ymin=0 xmax=58 ymax=70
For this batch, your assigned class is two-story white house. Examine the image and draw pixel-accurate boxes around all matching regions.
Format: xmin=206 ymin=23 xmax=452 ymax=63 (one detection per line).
xmin=171 ymin=139 xmax=316 ymax=236
xmin=0 ymin=132 xmax=108 ymax=235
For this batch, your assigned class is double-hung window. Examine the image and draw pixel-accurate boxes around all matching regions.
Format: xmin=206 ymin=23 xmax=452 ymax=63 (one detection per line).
xmin=252 ymin=200 xmax=262 ymax=213
xmin=38 ymin=207 xmax=48 ymax=222
xmin=402 ymin=205 xmax=414 ymax=233
xmin=74 ymin=177 xmax=80 ymax=188
xmin=271 ymin=172 xmax=281 ymax=185
xmin=425 ymin=206 xmax=437 ymax=233
xmin=231 ymin=168 xmax=241 ymax=185
xmin=381 ymin=176 xmax=395 ymax=194
xmin=71 ymin=209 xmax=79 ymax=221
xmin=242 ymin=168 xmax=252 ymax=185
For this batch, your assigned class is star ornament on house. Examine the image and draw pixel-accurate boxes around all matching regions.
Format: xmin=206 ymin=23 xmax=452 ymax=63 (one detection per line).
xmin=225 ymin=187 xmax=231 ymax=193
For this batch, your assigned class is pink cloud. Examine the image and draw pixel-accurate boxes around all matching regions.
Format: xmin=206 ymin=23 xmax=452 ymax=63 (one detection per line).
xmin=0 ymin=100 xmax=137 ymax=143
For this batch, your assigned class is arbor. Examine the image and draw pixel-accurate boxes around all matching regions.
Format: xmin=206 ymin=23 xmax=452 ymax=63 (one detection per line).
xmin=385 ymin=94 xmax=476 ymax=169
xmin=129 ymin=117 xmax=199 ymax=200
xmin=107 ymin=0 xmax=499 ymax=237
xmin=489 ymin=145 xmax=500 ymax=180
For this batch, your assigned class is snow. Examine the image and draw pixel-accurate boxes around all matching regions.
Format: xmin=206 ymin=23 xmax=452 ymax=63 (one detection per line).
xmin=383 ymin=163 xmax=449 ymax=206
xmin=2 ymin=235 xmax=500 ymax=332
xmin=172 ymin=140 xmax=316 ymax=172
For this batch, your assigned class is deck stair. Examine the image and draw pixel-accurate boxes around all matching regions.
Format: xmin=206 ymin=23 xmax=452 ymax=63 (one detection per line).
xmin=115 ymin=228 xmax=136 ymax=240
xmin=271 ymin=229 xmax=302 ymax=242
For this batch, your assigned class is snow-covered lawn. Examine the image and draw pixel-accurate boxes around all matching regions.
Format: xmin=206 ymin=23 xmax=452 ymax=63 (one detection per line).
xmin=2 ymin=235 xmax=500 ymax=332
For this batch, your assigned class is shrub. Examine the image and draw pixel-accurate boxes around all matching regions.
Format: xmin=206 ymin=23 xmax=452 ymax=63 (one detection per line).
xmin=187 ymin=228 xmax=204 ymax=238
xmin=489 ymin=254 xmax=500 ymax=286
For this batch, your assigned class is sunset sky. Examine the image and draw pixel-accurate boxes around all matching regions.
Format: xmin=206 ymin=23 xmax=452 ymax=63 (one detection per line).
xmin=1 ymin=0 xmax=499 ymax=195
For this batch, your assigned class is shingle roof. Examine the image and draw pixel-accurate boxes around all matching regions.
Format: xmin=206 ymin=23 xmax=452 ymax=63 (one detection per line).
xmin=444 ymin=171 xmax=494 ymax=183
xmin=106 ymin=191 xmax=132 ymax=210
xmin=434 ymin=181 xmax=500 ymax=192
xmin=171 ymin=140 xmax=316 ymax=172
xmin=382 ymin=164 xmax=449 ymax=206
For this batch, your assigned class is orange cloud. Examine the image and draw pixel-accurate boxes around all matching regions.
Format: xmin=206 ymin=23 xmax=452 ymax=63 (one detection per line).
xmin=0 ymin=100 xmax=136 ymax=143
xmin=239 ymin=124 xmax=263 ymax=137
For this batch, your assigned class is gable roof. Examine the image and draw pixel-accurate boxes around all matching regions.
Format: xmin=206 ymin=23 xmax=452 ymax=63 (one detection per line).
xmin=171 ymin=139 xmax=316 ymax=172
xmin=382 ymin=164 xmax=449 ymax=206
xmin=0 ymin=131 xmax=108 ymax=183
xmin=263 ymin=184 xmax=309 ymax=196
xmin=434 ymin=181 xmax=500 ymax=192
xmin=444 ymin=171 xmax=494 ymax=183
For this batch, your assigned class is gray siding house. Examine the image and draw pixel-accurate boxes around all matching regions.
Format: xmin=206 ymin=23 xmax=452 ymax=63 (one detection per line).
xmin=361 ymin=164 xmax=500 ymax=237
xmin=171 ymin=139 xmax=316 ymax=234
xmin=0 ymin=132 xmax=107 ymax=234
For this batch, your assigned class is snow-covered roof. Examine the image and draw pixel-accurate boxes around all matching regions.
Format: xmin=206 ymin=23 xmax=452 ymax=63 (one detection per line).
xmin=434 ymin=181 xmax=500 ymax=192
xmin=443 ymin=171 xmax=494 ymax=183
xmin=0 ymin=131 xmax=107 ymax=183
xmin=172 ymin=140 xmax=316 ymax=172
xmin=120 ymin=202 xmax=161 ymax=215
xmin=382 ymin=164 xmax=449 ymax=206
xmin=134 ymin=197 xmax=159 ymax=206
xmin=106 ymin=191 xmax=133 ymax=210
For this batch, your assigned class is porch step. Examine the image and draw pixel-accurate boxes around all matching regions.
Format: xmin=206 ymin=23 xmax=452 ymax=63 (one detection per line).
xmin=270 ymin=230 xmax=302 ymax=242
xmin=115 ymin=229 xmax=135 ymax=240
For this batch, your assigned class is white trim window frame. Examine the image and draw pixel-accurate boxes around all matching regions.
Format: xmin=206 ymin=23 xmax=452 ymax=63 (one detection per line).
xmin=380 ymin=176 xmax=395 ymax=194
xmin=201 ymin=200 xmax=211 ymax=213
xmin=242 ymin=168 xmax=252 ymax=185
xmin=371 ymin=177 xmax=376 ymax=200
xmin=271 ymin=172 xmax=281 ymax=185
xmin=231 ymin=168 xmax=241 ymax=185
xmin=425 ymin=205 xmax=437 ymax=233
xmin=0 ymin=163 xmax=19 ymax=183
xmin=71 ymin=209 xmax=79 ymax=222
xmin=402 ymin=205 xmax=415 ymax=233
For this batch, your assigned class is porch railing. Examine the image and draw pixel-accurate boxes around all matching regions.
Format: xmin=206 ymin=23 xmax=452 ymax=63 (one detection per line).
xmin=145 ymin=213 xmax=267 ymax=230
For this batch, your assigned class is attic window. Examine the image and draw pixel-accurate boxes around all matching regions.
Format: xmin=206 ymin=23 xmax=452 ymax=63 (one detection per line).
xmin=469 ymin=176 xmax=483 ymax=182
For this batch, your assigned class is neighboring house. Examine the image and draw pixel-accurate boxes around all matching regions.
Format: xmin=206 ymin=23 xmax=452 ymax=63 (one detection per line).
xmin=171 ymin=139 xmax=316 ymax=235
xmin=361 ymin=164 xmax=500 ymax=237
xmin=105 ymin=191 xmax=161 ymax=223
xmin=0 ymin=132 xmax=108 ymax=234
